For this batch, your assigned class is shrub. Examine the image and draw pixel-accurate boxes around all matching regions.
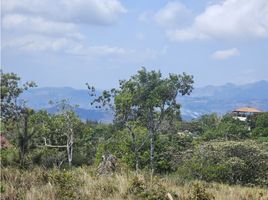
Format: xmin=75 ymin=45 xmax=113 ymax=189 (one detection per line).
xmin=188 ymin=182 xmax=215 ymax=200
xmin=46 ymin=169 xmax=83 ymax=200
xmin=126 ymin=176 xmax=179 ymax=200
xmin=177 ymin=140 xmax=268 ymax=186
xmin=253 ymin=112 xmax=268 ymax=137
xmin=0 ymin=147 xmax=19 ymax=166
xmin=32 ymin=148 xmax=66 ymax=168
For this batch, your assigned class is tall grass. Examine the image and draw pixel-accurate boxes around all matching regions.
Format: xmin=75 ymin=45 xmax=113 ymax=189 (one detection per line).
xmin=1 ymin=167 xmax=267 ymax=200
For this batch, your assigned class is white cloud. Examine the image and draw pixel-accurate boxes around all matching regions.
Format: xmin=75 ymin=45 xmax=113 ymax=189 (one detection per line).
xmin=1 ymin=0 xmax=128 ymax=57
xmin=3 ymin=34 xmax=131 ymax=57
xmin=2 ymin=14 xmax=82 ymax=39
xmin=167 ymin=0 xmax=268 ymax=41
xmin=3 ymin=35 xmax=79 ymax=52
xmin=2 ymin=0 xmax=127 ymax=25
xmin=154 ymin=1 xmax=191 ymax=28
xmin=212 ymin=48 xmax=240 ymax=60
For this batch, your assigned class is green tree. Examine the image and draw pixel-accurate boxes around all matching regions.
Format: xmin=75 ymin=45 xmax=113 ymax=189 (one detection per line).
xmin=1 ymin=71 xmax=37 ymax=167
xmin=0 ymin=71 xmax=36 ymax=123
xmin=17 ymin=108 xmax=36 ymax=166
xmin=33 ymin=100 xmax=81 ymax=167
xmin=253 ymin=112 xmax=268 ymax=137
xmin=90 ymin=67 xmax=194 ymax=173
xmin=198 ymin=113 xmax=220 ymax=132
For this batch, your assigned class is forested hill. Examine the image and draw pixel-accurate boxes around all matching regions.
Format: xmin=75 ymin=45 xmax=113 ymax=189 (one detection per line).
xmin=20 ymin=80 xmax=268 ymax=121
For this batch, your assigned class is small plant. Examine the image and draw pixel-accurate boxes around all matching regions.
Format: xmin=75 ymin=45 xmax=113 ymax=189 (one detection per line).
xmin=0 ymin=184 xmax=5 ymax=193
xmin=188 ymin=182 xmax=215 ymax=200
xmin=93 ymin=179 xmax=119 ymax=198
xmin=126 ymin=176 xmax=178 ymax=200
xmin=47 ymin=169 xmax=83 ymax=200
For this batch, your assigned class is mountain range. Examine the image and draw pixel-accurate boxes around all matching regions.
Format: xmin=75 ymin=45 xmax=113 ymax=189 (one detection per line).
xmin=20 ymin=80 xmax=268 ymax=122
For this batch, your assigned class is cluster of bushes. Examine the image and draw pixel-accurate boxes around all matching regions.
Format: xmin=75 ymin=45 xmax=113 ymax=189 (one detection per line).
xmin=177 ymin=140 xmax=268 ymax=186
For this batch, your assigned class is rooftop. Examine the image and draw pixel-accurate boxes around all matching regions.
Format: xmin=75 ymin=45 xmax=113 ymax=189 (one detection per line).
xmin=233 ymin=107 xmax=262 ymax=113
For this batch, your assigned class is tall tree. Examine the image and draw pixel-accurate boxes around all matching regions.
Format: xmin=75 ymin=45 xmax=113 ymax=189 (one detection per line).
xmin=18 ymin=108 xmax=35 ymax=166
xmin=1 ymin=71 xmax=36 ymax=166
xmin=90 ymin=67 xmax=194 ymax=173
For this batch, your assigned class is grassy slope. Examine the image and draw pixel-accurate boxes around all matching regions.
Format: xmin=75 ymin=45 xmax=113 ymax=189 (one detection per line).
xmin=1 ymin=167 xmax=267 ymax=200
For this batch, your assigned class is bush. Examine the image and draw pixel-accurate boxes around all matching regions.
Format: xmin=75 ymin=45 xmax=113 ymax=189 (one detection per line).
xmin=0 ymin=147 xmax=19 ymax=166
xmin=253 ymin=112 xmax=268 ymax=137
xmin=188 ymin=182 xmax=215 ymax=200
xmin=46 ymin=169 xmax=83 ymax=199
xmin=177 ymin=140 xmax=268 ymax=186
xmin=28 ymin=148 xmax=66 ymax=168
xmin=126 ymin=176 xmax=179 ymax=200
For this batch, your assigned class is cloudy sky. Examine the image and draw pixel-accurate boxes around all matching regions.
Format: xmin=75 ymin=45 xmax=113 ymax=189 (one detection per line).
xmin=2 ymin=0 xmax=268 ymax=89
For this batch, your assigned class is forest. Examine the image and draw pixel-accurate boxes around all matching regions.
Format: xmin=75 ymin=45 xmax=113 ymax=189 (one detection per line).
xmin=1 ymin=68 xmax=268 ymax=200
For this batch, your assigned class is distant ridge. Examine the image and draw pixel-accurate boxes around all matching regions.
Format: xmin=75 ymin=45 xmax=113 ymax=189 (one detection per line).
xmin=20 ymin=80 xmax=268 ymax=121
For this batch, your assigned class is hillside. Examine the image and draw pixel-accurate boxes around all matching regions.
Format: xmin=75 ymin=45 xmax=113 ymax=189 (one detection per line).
xmin=20 ymin=80 xmax=268 ymax=121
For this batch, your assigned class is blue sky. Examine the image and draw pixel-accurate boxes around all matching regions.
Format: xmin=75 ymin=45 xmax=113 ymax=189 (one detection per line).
xmin=2 ymin=0 xmax=268 ymax=89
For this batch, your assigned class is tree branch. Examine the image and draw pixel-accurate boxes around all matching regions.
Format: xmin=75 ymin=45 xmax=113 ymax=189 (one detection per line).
xmin=42 ymin=137 xmax=67 ymax=148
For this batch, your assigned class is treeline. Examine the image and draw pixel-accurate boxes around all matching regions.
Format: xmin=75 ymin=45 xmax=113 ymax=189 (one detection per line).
xmin=1 ymin=69 xmax=268 ymax=187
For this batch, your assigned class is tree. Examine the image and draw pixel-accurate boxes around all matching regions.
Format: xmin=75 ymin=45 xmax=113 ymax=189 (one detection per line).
xmin=38 ymin=100 xmax=80 ymax=167
xmin=1 ymin=71 xmax=37 ymax=166
xmin=17 ymin=108 xmax=35 ymax=166
xmin=198 ymin=113 xmax=220 ymax=132
xmin=0 ymin=71 xmax=36 ymax=123
xmin=90 ymin=67 xmax=194 ymax=173
xmin=253 ymin=112 xmax=268 ymax=137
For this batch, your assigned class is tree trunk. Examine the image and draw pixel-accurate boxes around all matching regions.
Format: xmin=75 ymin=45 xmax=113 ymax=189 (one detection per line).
xmin=135 ymin=151 xmax=139 ymax=171
xmin=20 ymin=115 xmax=28 ymax=166
xmin=130 ymin=130 xmax=139 ymax=171
xmin=67 ymin=133 xmax=73 ymax=167
xmin=149 ymin=128 xmax=155 ymax=175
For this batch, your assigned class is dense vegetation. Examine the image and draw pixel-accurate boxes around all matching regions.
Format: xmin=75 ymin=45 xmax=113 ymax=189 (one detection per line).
xmin=1 ymin=69 xmax=268 ymax=200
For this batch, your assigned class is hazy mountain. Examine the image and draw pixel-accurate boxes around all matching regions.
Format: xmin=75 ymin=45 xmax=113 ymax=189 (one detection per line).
xmin=20 ymin=87 xmax=94 ymax=109
xmin=46 ymin=106 xmax=113 ymax=123
xmin=20 ymin=80 xmax=268 ymax=121
xmin=178 ymin=80 xmax=268 ymax=120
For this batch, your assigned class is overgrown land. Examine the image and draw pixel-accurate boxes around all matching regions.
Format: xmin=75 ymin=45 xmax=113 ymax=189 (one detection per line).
xmin=1 ymin=68 xmax=268 ymax=200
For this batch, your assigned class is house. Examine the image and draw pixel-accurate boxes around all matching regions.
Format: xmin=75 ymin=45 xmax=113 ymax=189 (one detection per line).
xmin=232 ymin=107 xmax=262 ymax=121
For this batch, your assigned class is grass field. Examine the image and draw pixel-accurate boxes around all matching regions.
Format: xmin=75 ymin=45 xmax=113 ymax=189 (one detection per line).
xmin=1 ymin=167 xmax=267 ymax=200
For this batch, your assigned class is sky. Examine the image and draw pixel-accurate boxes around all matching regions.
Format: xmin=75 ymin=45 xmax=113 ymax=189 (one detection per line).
xmin=2 ymin=0 xmax=268 ymax=89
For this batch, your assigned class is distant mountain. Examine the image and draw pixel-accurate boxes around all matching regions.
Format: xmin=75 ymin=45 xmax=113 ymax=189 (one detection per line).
xmin=20 ymin=80 xmax=268 ymax=122
xmin=178 ymin=80 xmax=268 ymax=120
xmin=20 ymin=87 xmax=95 ymax=109
xmin=20 ymin=87 xmax=110 ymax=122
xmin=46 ymin=106 xmax=113 ymax=123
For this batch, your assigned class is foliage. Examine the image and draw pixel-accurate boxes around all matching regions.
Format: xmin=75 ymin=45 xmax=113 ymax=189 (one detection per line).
xmin=0 ymin=71 xmax=36 ymax=123
xmin=91 ymin=67 xmax=194 ymax=172
xmin=0 ymin=147 xmax=19 ymax=167
xmin=204 ymin=115 xmax=250 ymax=140
xmin=126 ymin=176 xmax=179 ymax=200
xmin=253 ymin=112 xmax=268 ymax=137
xmin=46 ymin=169 xmax=83 ymax=199
xmin=177 ymin=140 xmax=268 ymax=186
xmin=2 ymin=69 xmax=268 ymax=199
xmin=187 ymin=182 xmax=215 ymax=200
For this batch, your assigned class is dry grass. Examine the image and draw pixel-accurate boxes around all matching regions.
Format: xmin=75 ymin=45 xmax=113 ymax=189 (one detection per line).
xmin=1 ymin=167 xmax=267 ymax=200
